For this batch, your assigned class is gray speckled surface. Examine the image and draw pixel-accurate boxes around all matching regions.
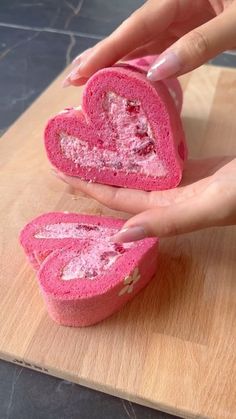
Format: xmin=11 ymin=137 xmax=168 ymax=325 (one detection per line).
xmin=0 ymin=1 xmax=235 ymax=418
xmin=0 ymin=360 xmax=177 ymax=419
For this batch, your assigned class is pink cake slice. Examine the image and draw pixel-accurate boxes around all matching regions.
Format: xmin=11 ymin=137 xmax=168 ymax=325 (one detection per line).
xmin=45 ymin=55 xmax=187 ymax=191
xmin=20 ymin=212 xmax=158 ymax=326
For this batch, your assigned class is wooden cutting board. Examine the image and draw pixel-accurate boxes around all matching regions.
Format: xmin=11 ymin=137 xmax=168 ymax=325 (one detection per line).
xmin=0 ymin=64 xmax=235 ymax=419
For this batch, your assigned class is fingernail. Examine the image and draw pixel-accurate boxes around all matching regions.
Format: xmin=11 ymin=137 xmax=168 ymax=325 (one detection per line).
xmin=69 ymin=66 xmax=81 ymax=81
xmin=62 ymin=66 xmax=81 ymax=87
xmin=147 ymin=51 xmax=181 ymax=81
xmin=72 ymin=53 xmax=82 ymax=66
xmin=62 ymin=76 xmax=71 ymax=88
xmin=72 ymin=48 xmax=92 ymax=65
xmin=72 ymin=76 xmax=89 ymax=86
xmin=110 ymin=226 xmax=147 ymax=243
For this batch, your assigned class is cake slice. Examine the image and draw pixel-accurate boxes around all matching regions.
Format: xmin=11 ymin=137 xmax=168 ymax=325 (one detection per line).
xmin=20 ymin=212 xmax=158 ymax=326
xmin=44 ymin=56 xmax=187 ymax=191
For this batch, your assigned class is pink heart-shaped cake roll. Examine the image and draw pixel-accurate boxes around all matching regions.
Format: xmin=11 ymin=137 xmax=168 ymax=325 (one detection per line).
xmin=45 ymin=56 xmax=187 ymax=191
xmin=20 ymin=212 xmax=158 ymax=327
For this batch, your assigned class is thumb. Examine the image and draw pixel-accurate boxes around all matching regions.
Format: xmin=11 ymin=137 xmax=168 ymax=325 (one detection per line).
xmin=110 ymin=195 xmax=218 ymax=241
xmin=147 ymin=3 xmax=236 ymax=81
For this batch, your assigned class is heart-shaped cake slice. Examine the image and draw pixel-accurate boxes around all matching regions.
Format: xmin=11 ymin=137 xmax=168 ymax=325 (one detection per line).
xmin=20 ymin=212 xmax=158 ymax=326
xmin=45 ymin=56 xmax=187 ymax=191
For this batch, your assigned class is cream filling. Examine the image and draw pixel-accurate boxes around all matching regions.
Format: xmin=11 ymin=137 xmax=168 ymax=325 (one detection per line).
xmin=60 ymin=92 xmax=167 ymax=177
xmin=34 ymin=222 xmax=133 ymax=281
xmin=35 ymin=222 xmax=116 ymax=240
xmin=62 ymin=241 xmax=133 ymax=281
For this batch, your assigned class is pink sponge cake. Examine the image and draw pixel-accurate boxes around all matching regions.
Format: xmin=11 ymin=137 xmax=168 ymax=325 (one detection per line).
xmin=44 ymin=55 xmax=187 ymax=191
xmin=124 ymin=55 xmax=183 ymax=112
xmin=20 ymin=212 xmax=158 ymax=326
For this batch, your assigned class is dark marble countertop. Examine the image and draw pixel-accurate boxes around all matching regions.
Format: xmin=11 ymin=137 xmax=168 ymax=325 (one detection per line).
xmin=0 ymin=1 xmax=235 ymax=418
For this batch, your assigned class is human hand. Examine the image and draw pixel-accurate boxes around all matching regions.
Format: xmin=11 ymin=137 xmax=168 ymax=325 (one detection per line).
xmin=54 ymin=157 xmax=236 ymax=241
xmin=63 ymin=0 xmax=236 ymax=87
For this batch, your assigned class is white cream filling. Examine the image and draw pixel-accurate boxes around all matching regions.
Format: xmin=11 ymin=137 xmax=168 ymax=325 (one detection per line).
xmin=60 ymin=92 xmax=167 ymax=177
xmin=35 ymin=222 xmax=116 ymax=240
xmin=62 ymin=241 xmax=133 ymax=281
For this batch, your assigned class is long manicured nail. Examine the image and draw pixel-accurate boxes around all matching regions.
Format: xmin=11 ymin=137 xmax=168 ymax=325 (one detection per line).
xmin=62 ymin=76 xmax=71 ymax=88
xmin=72 ymin=53 xmax=82 ymax=66
xmin=62 ymin=66 xmax=81 ymax=87
xmin=110 ymin=226 xmax=147 ymax=243
xmin=147 ymin=51 xmax=181 ymax=81
xmin=62 ymin=75 xmax=88 ymax=88
xmin=69 ymin=66 xmax=82 ymax=81
xmin=72 ymin=76 xmax=89 ymax=86
xmin=72 ymin=48 xmax=92 ymax=66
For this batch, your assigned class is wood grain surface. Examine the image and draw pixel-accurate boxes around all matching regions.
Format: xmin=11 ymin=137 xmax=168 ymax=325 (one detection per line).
xmin=0 ymin=64 xmax=235 ymax=419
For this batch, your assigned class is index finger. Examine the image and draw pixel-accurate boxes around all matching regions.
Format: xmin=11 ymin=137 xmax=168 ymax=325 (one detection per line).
xmin=74 ymin=0 xmax=176 ymax=79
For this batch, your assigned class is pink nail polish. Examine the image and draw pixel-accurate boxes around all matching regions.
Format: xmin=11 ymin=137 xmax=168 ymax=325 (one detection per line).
xmin=62 ymin=77 xmax=71 ymax=88
xmin=70 ymin=66 xmax=81 ymax=81
xmin=72 ymin=48 xmax=92 ymax=65
xmin=110 ymin=226 xmax=147 ymax=243
xmin=71 ymin=76 xmax=89 ymax=86
xmin=72 ymin=53 xmax=82 ymax=66
xmin=147 ymin=51 xmax=181 ymax=81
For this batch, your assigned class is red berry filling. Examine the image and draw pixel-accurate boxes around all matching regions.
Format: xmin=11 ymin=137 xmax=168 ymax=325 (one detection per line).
xmin=76 ymin=224 xmax=99 ymax=232
xmin=125 ymin=100 xmax=140 ymax=115
xmin=135 ymin=140 xmax=156 ymax=157
xmin=60 ymin=91 xmax=168 ymax=178
xmin=135 ymin=131 xmax=148 ymax=139
xmin=84 ymin=268 xmax=98 ymax=278
xmin=100 ymin=250 xmax=117 ymax=261
xmin=62 ymin=241 xmax=132 ymax=280
xmin=114 ymin=243 xmax=125 ymax=254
